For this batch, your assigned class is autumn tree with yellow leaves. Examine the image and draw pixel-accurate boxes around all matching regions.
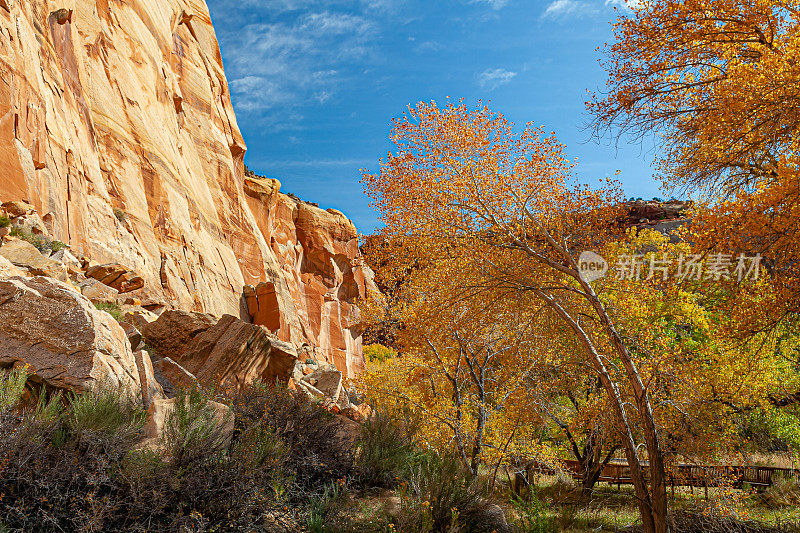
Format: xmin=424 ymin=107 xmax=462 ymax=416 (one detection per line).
xmin=589 ymin=0 xmax=800 ymax=336
xmin=361 ymin=100 xmax=678 ymax=532
xmin=359 ymin=100 xmax=799 ymax=533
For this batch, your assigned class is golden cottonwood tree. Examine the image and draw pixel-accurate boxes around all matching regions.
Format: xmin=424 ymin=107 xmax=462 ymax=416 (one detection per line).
xmin=589 ymin=0 xmax=800 ymax=333
xmin=357 ymin=251 xmax=559 ymax=479
xmin=361 ymin=100 xmax=676 ymax=532
xmin=361 ymin=101 xmax=797 ymax=533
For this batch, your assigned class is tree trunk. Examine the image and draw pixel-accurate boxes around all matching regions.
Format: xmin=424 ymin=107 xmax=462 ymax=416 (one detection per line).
xmin=580 ymin=283 xmax=669 ymax=533
xmin=536 ymin=290 xmax=663 ymax=533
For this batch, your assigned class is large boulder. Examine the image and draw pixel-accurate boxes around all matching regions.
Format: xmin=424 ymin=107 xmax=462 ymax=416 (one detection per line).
xmin=152 ymin=357 xmax=199 ymax=398
xmin=1 ymin=201 xmax=35 ymax=218
xmin=300 ymin=367 xmax=343 ymax=403
xmin=0 ymin=277 xmax=140 ymax=395
xmin=137 ymin=397 xmax=234 ymax=453
xmin=0 ymin=240 xmax=68 ymax=281
xmin=79 ymin=278 xmax=120 ymax=305
xmin=123 ymin=307 xmax=160 ymax=331
xmin=134 ymin=350 xmax=165 ymax=408
xmin=140 ymin=310 xmax=218 ymax=360
xmin=0 ymin=255 xmax=25 ymax=278
xmin=175 ymin=314 xmax=298 ymax=388
xmin=85 ymin=264 xmax=145 ymax=294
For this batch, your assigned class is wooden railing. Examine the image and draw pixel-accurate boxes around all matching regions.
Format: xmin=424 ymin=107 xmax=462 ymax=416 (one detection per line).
xmin=560 ymin=459 xmax=800 ymax=489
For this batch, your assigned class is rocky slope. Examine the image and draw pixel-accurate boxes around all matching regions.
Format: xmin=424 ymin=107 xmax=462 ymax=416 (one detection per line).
xmin=0 ymin=0 xmax=375 ymax=375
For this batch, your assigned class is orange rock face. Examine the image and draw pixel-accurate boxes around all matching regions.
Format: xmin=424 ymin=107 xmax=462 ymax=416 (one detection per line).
xmin=243 ymin=180 xmax=378 ymax=377
xmin=0 ymin=1 xmax=375 ymax=376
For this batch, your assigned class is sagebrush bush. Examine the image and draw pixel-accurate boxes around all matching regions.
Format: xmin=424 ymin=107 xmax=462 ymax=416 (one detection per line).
xmin=66 ymin=387 xmax=145 ymax=436
xmin=510 ymin=493 xmax=555 ymax=533
xmin=93 ymin=301 xmax=124 ymax=322
xmin=355 ymin=408 xmax=420 ymax=487
xmin=9 ymin=227 xmax=65 ymax=255
xmin=667 ymin=509 xmax=786 ymax=533
xmin=757 ymin=474 xmax=800 ymax=508
xmin=397 ymin=452 xmax=506 ymax=533
xmin=0 ymin=381 xmax=362 ymax=532
xmin=164 ymin=387 xmax=231 ymax=469
xmin=222 ymin=380 xmax=355 ymax=496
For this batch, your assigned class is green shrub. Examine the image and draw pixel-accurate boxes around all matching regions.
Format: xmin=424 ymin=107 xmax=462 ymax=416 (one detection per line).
xmin=758 ymin=474 xmax=800 ymax=508
xmin=94 ymin=301 xmax=124 ymax=322
xmin=9 ymin=227 xmax=66 ymax=255
xmin=510 ymin=493 xmax=555 ymax=533
xmin=222 ymin=380 xmax=355 ymax=494
xmin=66 ymin=387 xmax=145 ymax=437
xmin=0 ymin=215 xmax=10 ymax=229
xmin=165 ymin=386 xmax=231 ymax=469
xmin=0 ymin=381 xmax=369 ymax=531
xmin=669 ymin=509 xmax=787 ymax=533
xmin=305 ymin=482 xmax=348 ymax=533
xmin=113 ymin=208 xmax=128 ymax=222
xmin=356 ymin=408 xmax=420 ymax=487
xmin=0 ymin=366 xmax=28 ymax=412
xmin=365 ymin=343 xmax=398 ymax=364
xmin=397 ymin=452 xmax=499 ymax=533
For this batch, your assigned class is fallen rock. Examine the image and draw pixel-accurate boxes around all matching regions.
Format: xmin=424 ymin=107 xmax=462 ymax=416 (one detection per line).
xmin=1 ymin=201 xmax=35 ymax=218
xmin=138 ymin=397 xmax=234 ymax=453
xmin=11 ymin=213 xmax=50 ymax=237
xmin=51 ymin=248 xmax=83 ymax=276
xmin=120 ymin=321 xmax=144 ymax=352
xmin=140 ymin=310 xmax=218 ymax=359
xmin=85 ymin=263 xmax=145 ymax=293
xmin=123 ymin=307 xmax=160 ymax=331
xmin=296 ymin=379 xmax=327 ymax=401
xmin=0 ymin=240 xmax=68 ymax=281
xmin=134 ymin=350 xmax=165 ymax=408
xmin=79 ymin=278 xmax=120 ymax=305
xmin=176 ymin=314 xmax=298 ymax=388
xmin=0 ymin=255 xmax=25 ymax=278
xmin=300 ymin=367 xmax=343 ymax=403
xmin=152 ymin=357 xmax=199 ymax=397
xmin=0 ymin=277 xmax=141 ymax=396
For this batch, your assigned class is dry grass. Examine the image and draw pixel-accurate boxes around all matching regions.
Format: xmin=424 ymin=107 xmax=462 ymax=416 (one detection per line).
xmin=511 ymin=474 xmax=800 ymax=532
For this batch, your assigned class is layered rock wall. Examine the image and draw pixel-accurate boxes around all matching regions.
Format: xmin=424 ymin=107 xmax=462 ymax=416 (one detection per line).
xmin=0 ymin=0 xmax=374 ymax=375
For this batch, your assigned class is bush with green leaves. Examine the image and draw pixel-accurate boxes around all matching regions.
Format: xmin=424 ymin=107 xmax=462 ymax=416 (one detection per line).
xmin=93 ymin=301 xmax=124 ymax=322
xmin=222 ymin=380 xmax=356 ymax=495
xmin=0 ymin=367 xmax=28 ymax=412
xmin=9 ymin=227 xmax=66 ymax=255
xmin=396 ymin=452 xmax=507 ymax=533
xmin=0 ymin=381 xmax=360 ymax=531
xmin=356 ymin=408 xmax=420 ymax=487
xmin=510 ymin=493 xmax=555 ymax=533
xmin=0 ymin=215 xmax=11 ymax=229
xmin=364 ymin=343 xmax=398 ymax=364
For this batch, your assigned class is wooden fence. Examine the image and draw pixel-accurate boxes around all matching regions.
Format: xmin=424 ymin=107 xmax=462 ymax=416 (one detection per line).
xmin=558 ymin=459 xmax=800 ymax=490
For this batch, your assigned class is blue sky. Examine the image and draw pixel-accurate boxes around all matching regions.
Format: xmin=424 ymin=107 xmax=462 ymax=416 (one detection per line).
xmin=206 ymin=0 xmax=661 ymax=232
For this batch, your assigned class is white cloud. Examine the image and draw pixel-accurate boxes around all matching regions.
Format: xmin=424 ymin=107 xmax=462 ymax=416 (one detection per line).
xmin=605 ymin=0 xmax=644 ymax=10
xmin=414 ymin=40 xmax=442 ymax=53
xmin=470 ymin=0 xmax=509 ymax=9
xmin=477 ymin=68 xmax=517 ymax=90
xmin=540 ymin=0 xmax=599 ymax=20
xmin=221 ymin=10 xmax=376 ymax=114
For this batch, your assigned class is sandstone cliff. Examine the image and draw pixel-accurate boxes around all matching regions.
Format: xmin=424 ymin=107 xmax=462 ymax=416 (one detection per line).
xmin=0 ymin=0 xmax=375 ymax=375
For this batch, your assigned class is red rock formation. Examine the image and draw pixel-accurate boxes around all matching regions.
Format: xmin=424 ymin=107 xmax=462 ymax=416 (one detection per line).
xmin=243 ymin=179 xmax=377 ymax=376
xmin=0 ymin=1 xmax=375 ymax=376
